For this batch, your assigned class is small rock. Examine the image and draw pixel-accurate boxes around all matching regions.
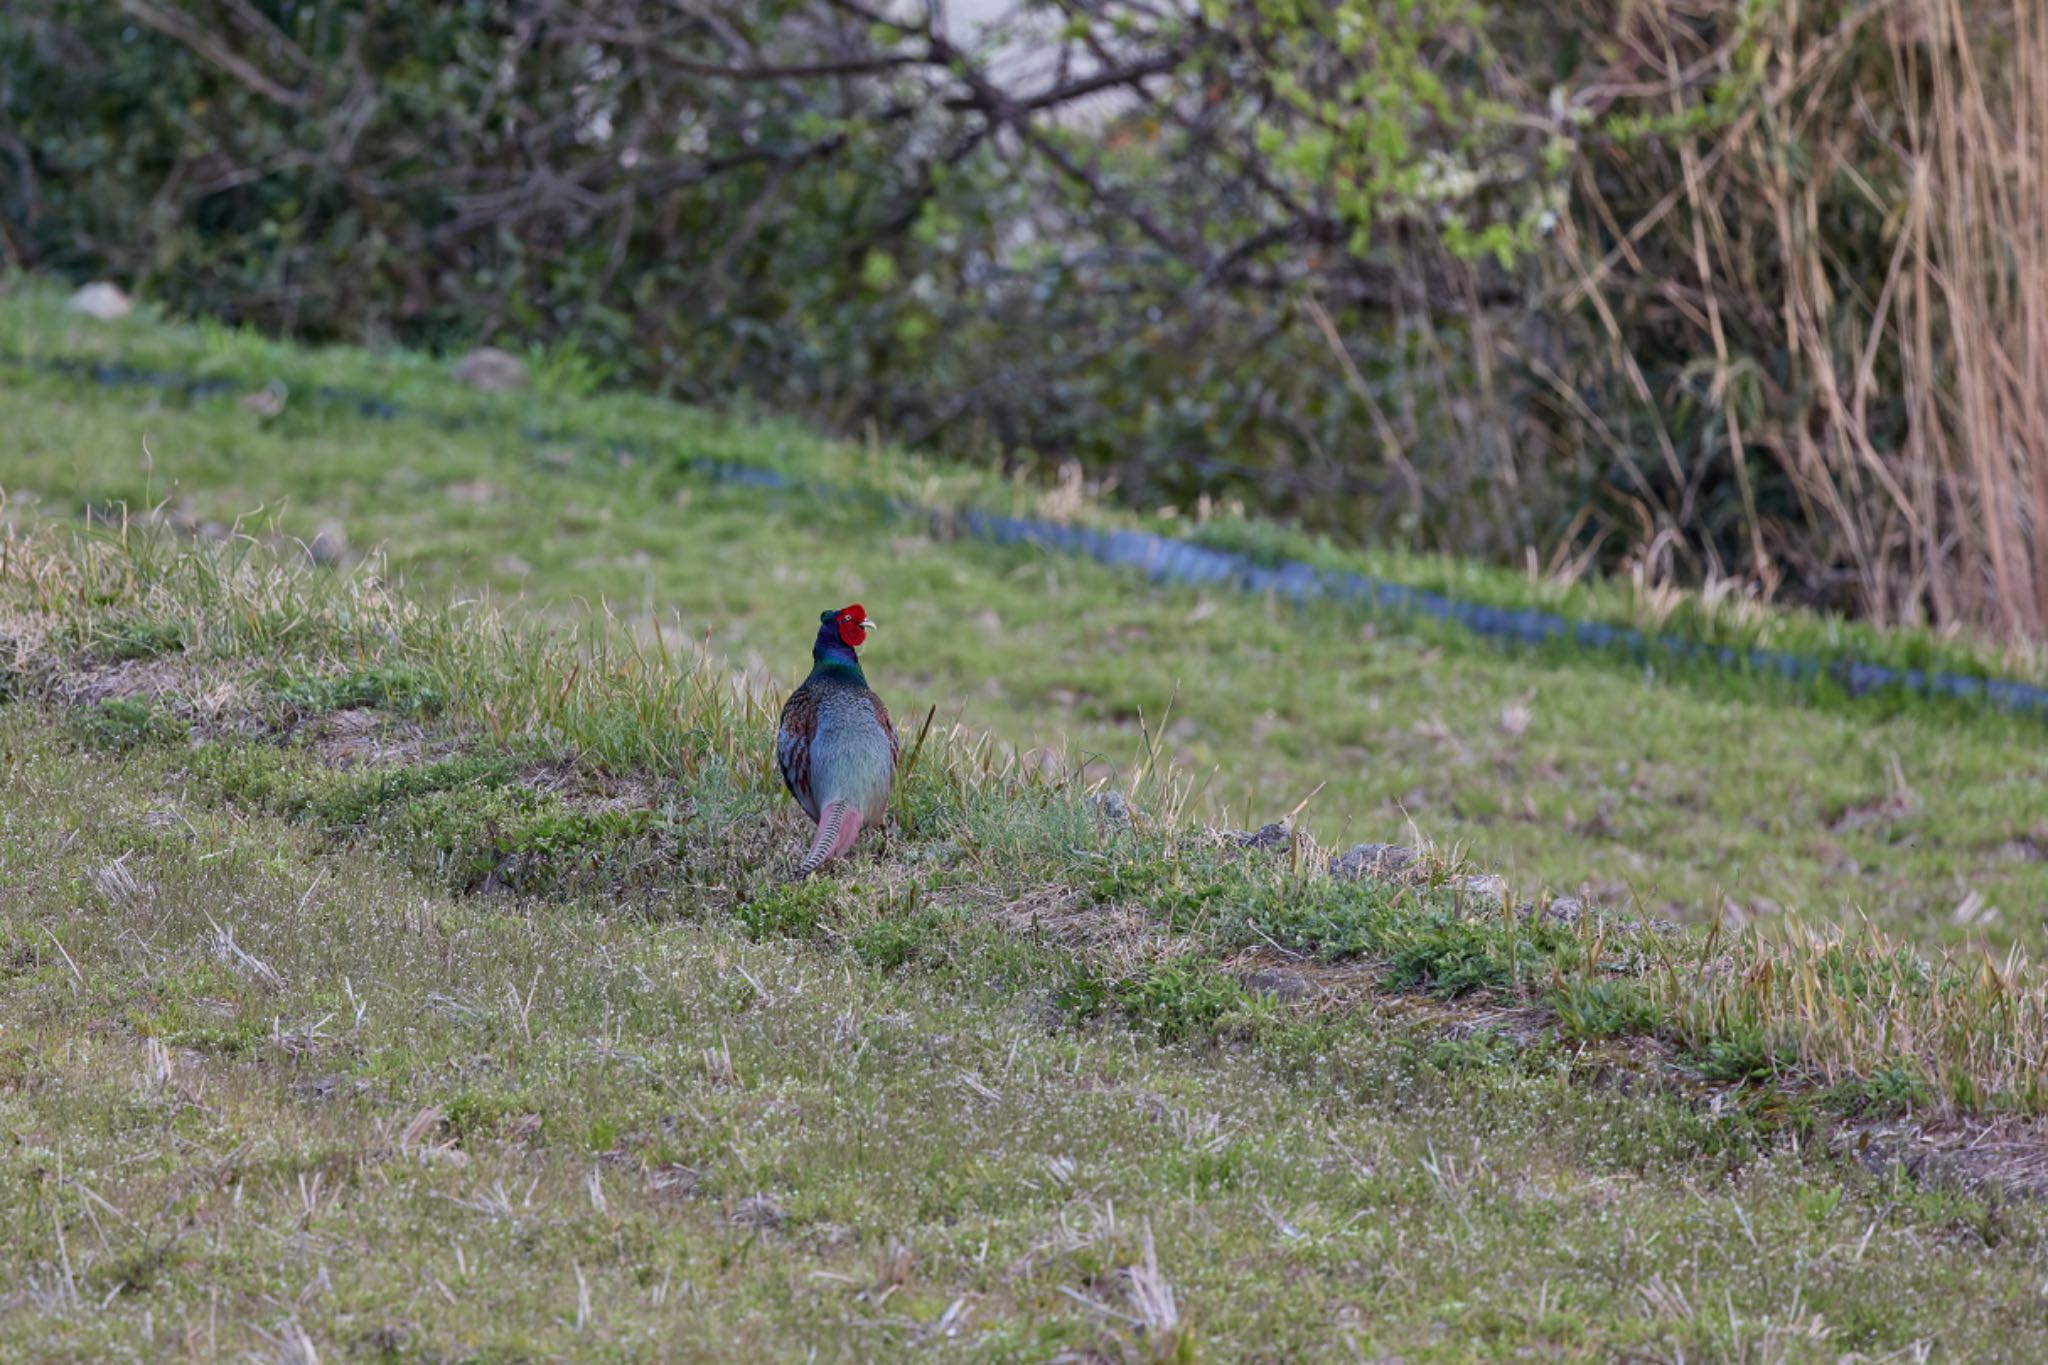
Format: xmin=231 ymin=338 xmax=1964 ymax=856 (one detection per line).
xmin=452 ymin=346 xmax=529 ymax=391
xmin=362 ymin=1325 xmax=409 ymax=1355
xmin=1459 ymin=874 xmax=1508 ymax=906
xmin=140 ymin=808 xmax=192 ymax=836
xmin=308 ymin=519 xmax=350 ymax=566
xmin=444 ymin=480 xmax=504 ymax=505
xmin=242 ymin=378 xmax=288 ymax=418
xmin=1090 ymin=791 xmax=1132 ymax=829
xmin=1238 ymin=967 xmax=1313 ymax=1002
xmin=494 ymin=554 xmax=533 ymax=577
xmin=1228 ymin=821 xmax=1292 ymax=851
xmin=730 ymin=1193 xmax=785 ymax=1230
xmin=291 ymin=1073 xmax=347 ymax=1101
xmin=1329 ymin=843 xmax=1416 ymax=881
xmin=648 ymin=1164 xmax=701 ymax=1198
xmin=67 ymin=281 xmax=133 ymax=320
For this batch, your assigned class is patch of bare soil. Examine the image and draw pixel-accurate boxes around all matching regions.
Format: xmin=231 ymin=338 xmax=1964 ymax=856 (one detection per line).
xmin=1985 ymin=834 xmax=2048 ymax=863
xmin=1834 ymin=1116 xmax=2048 ymax=1199
xmin=993 ymin=885 xmax=1205 ymax=976
xmin=52 ymin=656 xmax=269 ymax=739
xmin=55 ymin=656 xmax=193 ymax=705
xmin=516 ymin=759 xmax=658 ymax=815
xmin=307 ymin=707 xmax=429 ymax=769
xmin=1221 ymin=949 xmax=1380 ymax=1007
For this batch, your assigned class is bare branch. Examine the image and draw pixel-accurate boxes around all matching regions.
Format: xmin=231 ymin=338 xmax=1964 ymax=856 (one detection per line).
xmin=120 ymin=0 xmax=311 ymax=108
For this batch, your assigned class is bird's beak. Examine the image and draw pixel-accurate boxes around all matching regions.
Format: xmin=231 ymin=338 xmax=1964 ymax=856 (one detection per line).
xmin=860 ymin=617 xmax=879 ymax=632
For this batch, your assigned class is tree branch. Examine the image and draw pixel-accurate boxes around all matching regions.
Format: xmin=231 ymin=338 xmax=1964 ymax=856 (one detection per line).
xmin=120 ymin=0 xmax=311 ymax=108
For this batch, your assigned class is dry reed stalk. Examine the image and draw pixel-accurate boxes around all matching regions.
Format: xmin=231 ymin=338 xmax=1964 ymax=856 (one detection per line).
xmin=1547 ymin=0 xmax=2048 ymax=641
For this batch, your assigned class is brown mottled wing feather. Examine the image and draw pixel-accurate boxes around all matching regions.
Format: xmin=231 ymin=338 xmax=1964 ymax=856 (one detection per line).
xmin=776 ymin=681 xmax=821 ymax=821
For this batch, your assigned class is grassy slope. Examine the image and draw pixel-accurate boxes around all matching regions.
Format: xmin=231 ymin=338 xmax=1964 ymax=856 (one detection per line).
xmin=6 ymin=717 xmax=2043 ymax=1362
xmin=2 ymin=288 xmax=2046 ymax=954
xmin=3 ymin=530 xmax=2048 ymax=1361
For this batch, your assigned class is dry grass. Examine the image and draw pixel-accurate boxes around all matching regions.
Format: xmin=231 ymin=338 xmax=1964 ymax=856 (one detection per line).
xmin=1549 ymin=0 xmax=2048 ymax=642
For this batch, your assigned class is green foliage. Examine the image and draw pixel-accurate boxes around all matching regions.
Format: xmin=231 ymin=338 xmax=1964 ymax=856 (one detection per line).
xmin=379 ymin=786 xmax=656 ymax=894
xmin=1384 ymin=916 xmax=1546 ymax=999
xmin=1088 ymin=850 xmax=1415 ymax=961
xmin=9 ymin=0 xmax=2030 ymax=635
xmin=851 ymin=911 xmax=943 ymax=970
xmin=188 ymin=739 xmax=302 ymax=808
xmin=1826 ymin=1066 xmax=1933 ymax=1116
xmin=1551 ymin=978 xmax=1663 ymax=1040
xmin=1693 ymin=1026 xmax=1797 ymax=1084
xmin=274 ymin=665 xmax=448 ymax=719
xmin=1053 ymin=963 xmax=1115 ymax=1024
xmin=1424 ymin=1029 xmax=1525 ymax=1075
xmin=66 ymin=698 xmax=186 ymax=751
xmin=733 ymin=881 xmax=832 ymax=940
xmin=1115 ymin=962 xmax=1255 ymax=1041
xmin=443 ymin=1089 xmax=529 ymax=1140
xmin=0 ymin=0 xmax=1581 ymax=572
xmin=185 ymin=739 xmax=656 ymax=894
xmin=300 ymin=754 xmax=519 ymax=828
xmin=1237 ymin=0 xmax=1557 ymax=267
xmin=95 ymin=620 xmax=188 ymax=662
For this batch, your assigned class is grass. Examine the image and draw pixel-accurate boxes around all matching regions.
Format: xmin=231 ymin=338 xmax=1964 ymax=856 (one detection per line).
xmin=3 ymin=283 xmax=2048 ymax=958
xmin=7 ymin=529 xmax=2048 ymax=1357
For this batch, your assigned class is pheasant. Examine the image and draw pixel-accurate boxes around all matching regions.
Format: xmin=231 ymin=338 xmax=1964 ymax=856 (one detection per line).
xmin=776 ymin=604 xmax=899 ymax=874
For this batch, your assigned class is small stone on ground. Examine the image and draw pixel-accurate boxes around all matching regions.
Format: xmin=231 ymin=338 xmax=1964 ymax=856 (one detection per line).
xmin=67 ymin=281 xmax=134 ymax=319
xmin=453 ymin=346 xmax=530 ymax=391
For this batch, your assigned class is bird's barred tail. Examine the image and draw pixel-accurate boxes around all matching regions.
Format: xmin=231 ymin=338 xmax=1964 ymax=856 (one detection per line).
xmin=797 ymin=801 xmax=861 ymax=876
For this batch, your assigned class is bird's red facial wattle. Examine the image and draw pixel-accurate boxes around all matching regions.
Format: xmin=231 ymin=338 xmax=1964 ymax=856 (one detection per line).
xmin=836 ymin=604 xmax=872 ymax=648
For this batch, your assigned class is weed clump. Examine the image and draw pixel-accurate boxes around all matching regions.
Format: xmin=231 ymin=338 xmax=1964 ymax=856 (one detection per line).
xmin=67 ymin=698 xmax=187 ymax=751
xmin=852 ymin=912 xmax=943 ymax=970
xmin=1116 ymin=962 xmax=1258 ymax=1042
xmin=95 ymin=619 xmax=188 ymax=662
xmin=1384 ymin=916 xmax=1547 ymax=999
xmin=1551 ymin=979 xmax=1663 ymax=1040
xmin=734 ymin=880 xmax=833 ymax=940
xmin=274 ymin=664 xmax=448 ymax=718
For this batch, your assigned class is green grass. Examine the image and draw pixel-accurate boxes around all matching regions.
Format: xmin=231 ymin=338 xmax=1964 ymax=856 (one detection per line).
xmin=13 ymin=277 xmax=2048 ymax=1356
xmin=5 ymin=522 xmax=2048 ymax=1115
xmin=6 ymin=533 xmax=2048 ymax=1358
xmin=5 ymin=284 xmax=2048 ymax=959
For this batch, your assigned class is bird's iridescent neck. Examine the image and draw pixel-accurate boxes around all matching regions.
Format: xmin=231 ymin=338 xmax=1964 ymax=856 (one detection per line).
xmin=809 ymin=635 xmax=865 ymax=683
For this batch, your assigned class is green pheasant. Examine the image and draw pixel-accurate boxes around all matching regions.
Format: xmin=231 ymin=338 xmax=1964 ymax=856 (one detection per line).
xmin=776 ymin=604 xmax=899 ymax=874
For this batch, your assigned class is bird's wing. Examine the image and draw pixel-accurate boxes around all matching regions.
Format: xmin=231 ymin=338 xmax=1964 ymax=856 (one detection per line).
xmin=776 ymin=684 xmax=821 ymax=821
xmin=868 ymin=689 xmax=900 ymax=768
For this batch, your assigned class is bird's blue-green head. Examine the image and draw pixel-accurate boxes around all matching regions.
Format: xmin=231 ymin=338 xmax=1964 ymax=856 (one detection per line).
xmin=811 ymin=603 xmax=874 ymax=670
